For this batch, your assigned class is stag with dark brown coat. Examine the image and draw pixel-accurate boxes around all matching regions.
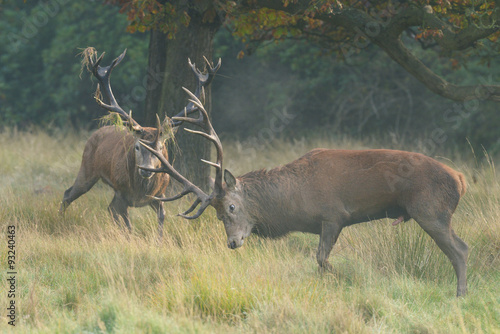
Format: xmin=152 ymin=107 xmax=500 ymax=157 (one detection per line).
xmin=60 ymin=49 xmax=220 ymax=237
xmin=141 ymin=88 xmax=469 ymax=297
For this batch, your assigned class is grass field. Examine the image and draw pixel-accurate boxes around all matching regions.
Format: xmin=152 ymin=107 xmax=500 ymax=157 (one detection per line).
xmin=0 ymin=129 xmax=499 ymax=333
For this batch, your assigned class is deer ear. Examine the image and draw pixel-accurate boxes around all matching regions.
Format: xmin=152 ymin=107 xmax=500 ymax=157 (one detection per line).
xmin=224 ymin=169 xmax=237 ymax=190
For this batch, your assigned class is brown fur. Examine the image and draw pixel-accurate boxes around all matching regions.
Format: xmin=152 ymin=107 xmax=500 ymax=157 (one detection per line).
xmin=214 ymin=148 xmax=469 ymax=296
xmin=240 ymin=149 xmax=466 ymax=231
xmin=60 ymin=125 xmax=170 ymax=236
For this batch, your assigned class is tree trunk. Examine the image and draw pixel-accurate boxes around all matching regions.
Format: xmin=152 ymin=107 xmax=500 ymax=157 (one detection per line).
xmin=144 ymin=29 xmax=167 ymax=126
xmin=144 ymin=2 xmax=221 ymax=192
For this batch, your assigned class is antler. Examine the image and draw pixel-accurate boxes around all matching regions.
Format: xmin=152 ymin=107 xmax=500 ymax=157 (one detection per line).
xmin=86 ymin=48 xmax=142 ymax=131
xmin=171 ymin=56 xmax=221 ymax=126
xmin=141 ymin=114 xmax=162 ymax=147
xmin=139 ymin=86 xmax=224 ymax=219
xmin=174 ymin=87 xmax=224 ymax=193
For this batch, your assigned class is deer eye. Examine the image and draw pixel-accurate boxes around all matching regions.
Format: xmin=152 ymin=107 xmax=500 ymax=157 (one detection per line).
xmin=135 ymin=145 xmax=140 ymax=151
xmin=229 ymin=204 xmax=235 ymax=213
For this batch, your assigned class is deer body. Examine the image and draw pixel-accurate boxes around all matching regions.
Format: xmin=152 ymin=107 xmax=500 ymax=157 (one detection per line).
xmin=60 ymin=125 xmax=169 ymax=234
xmin=141 ymin=73 xmax=468 ymax=296
xmin=212 ymin=148 xmax=468 ymax=296
xmin=60 ymin=48 xmax=220 ymax=237
xmin=224 ymin=148 xmax=466 ymax=237
xmin=80 ymin=126 xmax=168 ymax=205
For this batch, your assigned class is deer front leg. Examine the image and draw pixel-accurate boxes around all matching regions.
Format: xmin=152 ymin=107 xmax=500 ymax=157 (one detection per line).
xmin=150 ymin=200 xmax=165 ymax=239
xmin=317 ymin=221 xmax=343 ymax=272
xmin=60 ymin=175 xmax=99 ymax=214
xmin=108 ymin=193 xmax=131 ymax=231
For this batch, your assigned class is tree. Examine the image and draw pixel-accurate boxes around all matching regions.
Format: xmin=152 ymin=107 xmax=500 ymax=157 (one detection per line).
xmin=225 ymin=0 xmax=500 ymax=102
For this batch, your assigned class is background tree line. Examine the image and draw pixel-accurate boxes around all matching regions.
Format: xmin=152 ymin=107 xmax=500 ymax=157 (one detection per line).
xmin=1 ymin=1 xmax=499 ymax=155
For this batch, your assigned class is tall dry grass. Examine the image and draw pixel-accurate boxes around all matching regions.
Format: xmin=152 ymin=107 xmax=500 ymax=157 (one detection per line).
xmin=0 ymin=129 xmax=498 ymax=333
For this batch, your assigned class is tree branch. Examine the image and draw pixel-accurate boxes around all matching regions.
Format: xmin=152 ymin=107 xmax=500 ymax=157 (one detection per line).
xmin=385 ymin=5 xmax=500 ymax=51
xmin=374 ymin=36 xmax=500 ymax=102
xmin=359 ymin=5 xmax=500 ymax=101
xmin=236 ymin=1 xmax=500 ymax=102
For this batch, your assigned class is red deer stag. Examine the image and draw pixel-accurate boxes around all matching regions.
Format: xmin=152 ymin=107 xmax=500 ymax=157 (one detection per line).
xmin=60 ymin=49 xmax=220 ymax=237
xmin=140 ymin=90 xmax=468 ymax=297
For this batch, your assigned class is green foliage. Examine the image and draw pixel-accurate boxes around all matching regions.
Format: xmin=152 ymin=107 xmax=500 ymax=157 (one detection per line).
xmin=0 ymin=1 xmax=148 ymax=128
xmin=224 ymin=1 xmax=500 ymax=57
xmin=108 ymin=0 xmax=213 ymax=36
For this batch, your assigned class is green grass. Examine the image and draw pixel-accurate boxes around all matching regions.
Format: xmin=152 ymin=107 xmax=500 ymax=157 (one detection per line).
xmin=0 ymin=129 xmax=499 ymax=333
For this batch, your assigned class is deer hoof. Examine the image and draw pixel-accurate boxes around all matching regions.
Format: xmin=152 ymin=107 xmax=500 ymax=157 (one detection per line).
xmin=319 ymin=261 xmax=333 ymax=273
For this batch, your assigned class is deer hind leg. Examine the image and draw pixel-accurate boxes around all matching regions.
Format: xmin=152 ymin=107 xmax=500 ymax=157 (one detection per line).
xmin=108 ymin=193 xmax=131 ymax=232
xmin=60 ymin=174 xmax=99 ymax=214
xmin=317 ymin=221 xmax=343 ymax=272
xmin=149 ymin=200 xmax=165 ymax=239
xmin=414 ymin=214 xmax=468 ymax=297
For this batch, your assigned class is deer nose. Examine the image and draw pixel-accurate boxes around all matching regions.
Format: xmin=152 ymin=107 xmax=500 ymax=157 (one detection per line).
xmin=139 ymin=169 xmax=153 ymax=179
xmin=228 ymin=241 xmax=237 ymax=249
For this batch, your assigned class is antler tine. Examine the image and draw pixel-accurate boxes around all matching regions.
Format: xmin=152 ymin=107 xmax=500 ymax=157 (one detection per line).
xmin=149 ymin=188 xmax=193 ymax=202
xmin=86 ymin=49 xmax=141 ymax=130
xmin=153 ymin=113 xmax=161 ymax=145
xmin=90 ymin=52 xmax=105 ymax=70
xmin=178 ymin=200 xmax=211 ymax=220
xmin=204 ymin=56 xmax=222 ymax=75
xmin=180 ymin=198 xmax=202 ymax=216
xmin=141 ymin=114 xmax=162 ymax=147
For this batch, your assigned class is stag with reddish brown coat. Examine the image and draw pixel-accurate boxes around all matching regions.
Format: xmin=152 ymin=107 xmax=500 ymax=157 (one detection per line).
xmin=141 ymin=87 xmax=468 ymax=297
xmin=60 ymin=49 xmax=220 ymax=237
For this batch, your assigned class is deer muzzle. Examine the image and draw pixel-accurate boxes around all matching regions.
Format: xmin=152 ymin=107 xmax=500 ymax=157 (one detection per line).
xmin=227 ymin=236 xmax=244 ymax=249
xmin=139 ymin=169 xmax=154 ymax=179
